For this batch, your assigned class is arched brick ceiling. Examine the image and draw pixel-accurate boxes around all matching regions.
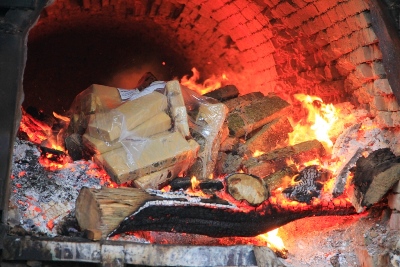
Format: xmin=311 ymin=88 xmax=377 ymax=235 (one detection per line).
xmin=24 ymin=0 xmax=383 ymax=114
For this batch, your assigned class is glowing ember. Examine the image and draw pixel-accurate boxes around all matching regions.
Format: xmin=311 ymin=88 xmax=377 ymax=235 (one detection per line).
xmin=288 ymin=94 xmax=338 ymax=149
xmin=252 ymin=150 xmax=265 ymax=157
xmin=180 ymin=67 xmax=228 ymax=95
xmin=52 ymin=112 xmax=70 ymax=123
xmin=19 ymin=108 xmax=52 ymax=144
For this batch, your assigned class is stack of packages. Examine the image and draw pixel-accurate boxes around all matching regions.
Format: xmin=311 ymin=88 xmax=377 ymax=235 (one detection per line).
xmin=66 ymin=80 xmax=215 ymax=189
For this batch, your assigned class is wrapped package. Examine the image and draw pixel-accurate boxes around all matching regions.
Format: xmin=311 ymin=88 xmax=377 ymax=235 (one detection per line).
xmin=67 ymin=84 xmax=127 ymax=135
xmin=165 ymin=80 xmax=190 ymax=138
xmin=94 ymin=131 xmax=199 ymax=184
xmin=83 ymin=112 xmax=171 ymax=154
xmin=86 ymin=91 xmax=168 ymax=142
xmin=187 ymin=102 xmax=228 ymax=179
xmin=66 ymin=79 xmax=229 ymax=188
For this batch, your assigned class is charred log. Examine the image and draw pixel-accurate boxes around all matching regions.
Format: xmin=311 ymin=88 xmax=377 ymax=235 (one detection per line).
xmin=203 ymin=85 xmax=239 ymax=102
xmin=75 ymin=187 xmax=356 ymax=239
xmin=350 ymin=148 xmax=400 ymax=212
xmin=282 ymin=165 xmax=331 ymax=204
xmin=226 ymin=95 xmax=290 ymax=138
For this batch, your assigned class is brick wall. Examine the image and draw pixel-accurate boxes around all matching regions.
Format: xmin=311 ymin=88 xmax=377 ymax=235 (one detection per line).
xmin=29 ymin=0 xmax=400 ymax=128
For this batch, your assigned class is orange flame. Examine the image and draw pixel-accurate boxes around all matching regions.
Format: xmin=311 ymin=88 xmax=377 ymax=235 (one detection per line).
xmin=191 ymin=176 xmax=200 ymax=191
xmin=180 ymin=67 xmax=228 ymax=95
xmin=259 ymin=228 xmax=286 ymax=252
xmin=288 ymin=94 xmax=337 ymax=150
xmin=252 ymin=150 xmax=265 ymax=157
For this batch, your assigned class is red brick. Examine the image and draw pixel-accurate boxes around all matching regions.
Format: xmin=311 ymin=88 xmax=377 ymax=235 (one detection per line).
xmin=308 ymin=15 xmax=327 ymax=35
xmin=358 ymin=27 xmax=378 ymax=46
xmin=372 ymin=61 xmax=386 ymax=78
xmin=353 ymin=11 xmax=372 ymax=28
xmin=276 ymin=1 xmax=297 ymax=16
xmin=299 ymin=21 xmax=314 ymax=37
xmin=326 ymin=7 xmax=341 ymax=23
xmin=326 ymin=22 xmax=347 ymax=41
xmin=262 ymin=0 xmax=280 ymax=8
xmin=229 ymin=25 xmax=250 ymax=40
xmin=242 ymin=48 xmax=260 ymax=62
xmin=355 ymin=63 xmax=374 ymax=81
xmin=218 ymin=17 xmax=237 ymax=31
xmin=235 ymin=36 xmax=257 ymax=51
xmin=320 ymin=13 xmax=332 ymax=28
xmin=262 ymin=28 xmax=274 ymax=39
xmin=246 ymin=18 xmax=264 ymax=33
xmin=314 ymin=30 xmax=330 ymax=47
xmin=392 ymin=111 xmax=400 ymax=127
xmin=253 ymin=42 xmax=275 ymax=57
xmin=342 ymin=0 xmax=369 ymax=17
xmin=255 ymin=13 xmax=269 ymax=26
xmin=254 ymin=51 xmax=275 ymax=67
xmin=345 ymin=12 xmax=371 ymax=32
xmin=270 ymin=6 xmax=285 ymax=19
xmin=350 ymin=45 xmax=382 ymax=64
xmin=240 ymin=6 xmax=255 ymax=20
xmin=333 ymin=2 xmax=349 ymax=21
xmin=251 ymin=31 xmax=268 ymax=47
xmin=375 ymin=111 xmax=394 ymax=128
xmin=282 ymin=12 xmax=302 ymax=29
xmin=313 ymin=0 xmax=336 ymax=13
xmin=233 ymin=0 xmax=249 ymax=10
xmin=291 ymin=0 xmax=307 ymax=8
xmin=374 ymin=79 xmax=393 ymax=95
xmin=247 ymin=2 xmax=263 ymax=13
xmin=301 ymin=3 xmax=320 ymax=19
xmin=372 ymin=95 xmax=400 ymax=111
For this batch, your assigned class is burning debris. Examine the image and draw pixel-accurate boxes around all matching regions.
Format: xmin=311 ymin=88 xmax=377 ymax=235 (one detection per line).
xmin=8 ymin=69 xmax=400 ymax=266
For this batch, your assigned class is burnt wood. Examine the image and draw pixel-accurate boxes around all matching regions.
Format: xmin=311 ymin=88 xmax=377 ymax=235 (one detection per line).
xmin=282 ymin=165 xmax=329 ymax=204
xmin=203 ymin=85 xmax=239 ymax=102
xmin=76 ymin=187 xmax=356 ymax=239
xmin=110 ymin=191 xmax=356 ymax=238
xmin=350 ymin=148 xmax=400 ymax=212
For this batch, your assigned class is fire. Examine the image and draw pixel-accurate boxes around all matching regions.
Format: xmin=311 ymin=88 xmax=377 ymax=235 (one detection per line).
xmin=252 ymin=150 xmax=265 ymax=157
xmin=288 ymin=94 xmax=338 ymax=149
xmin=259 ymin=228 xmax=287 ymax=256
xmin=180 ymin=67 xmax=228 ymax=95
xmin=191 ymin=176 xmax=200 ymax=191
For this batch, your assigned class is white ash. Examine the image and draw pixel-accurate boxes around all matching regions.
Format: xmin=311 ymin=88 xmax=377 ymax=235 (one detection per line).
xmin=329 ymin=117 xmax=392 ymax=197
xmin=332 ymin=118 xmax=390 ymax=160
xmin=9 ymin=138 xmax=111 ymax=236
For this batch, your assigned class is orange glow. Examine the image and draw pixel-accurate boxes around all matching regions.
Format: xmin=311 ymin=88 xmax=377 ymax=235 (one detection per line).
xmin=53 ymin=112 xmax=70 ymax=123
xmin=161 ymin=185 xmax=171 ymax=192
xmin=180 ymin=67 xmax=228 ymax=95
xmin=191 ymin=176 xmax=200 ymax=191
xmin=252 ymin=150 xmax=265 ymax=157
xmin=259 ymin=228 xmax=286 ymax=252
xmin=288 ymin=94 xmax=337 ymax=149
xmin=19 ymin=109 xmax=52 ymax=144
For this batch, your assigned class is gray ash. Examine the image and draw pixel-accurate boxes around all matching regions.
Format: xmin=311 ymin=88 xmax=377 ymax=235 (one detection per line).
xmin=8 ymin=138 xmax=113 ymax=236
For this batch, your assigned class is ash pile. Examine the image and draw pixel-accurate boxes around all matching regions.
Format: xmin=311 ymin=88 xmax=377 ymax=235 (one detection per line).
xmin=8 ymin=138 xmax=113 ymax=236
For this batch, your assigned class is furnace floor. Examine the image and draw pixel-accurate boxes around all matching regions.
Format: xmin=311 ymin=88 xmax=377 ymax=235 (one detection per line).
xmin=279 ymin=206 xmax=399 ymax=267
